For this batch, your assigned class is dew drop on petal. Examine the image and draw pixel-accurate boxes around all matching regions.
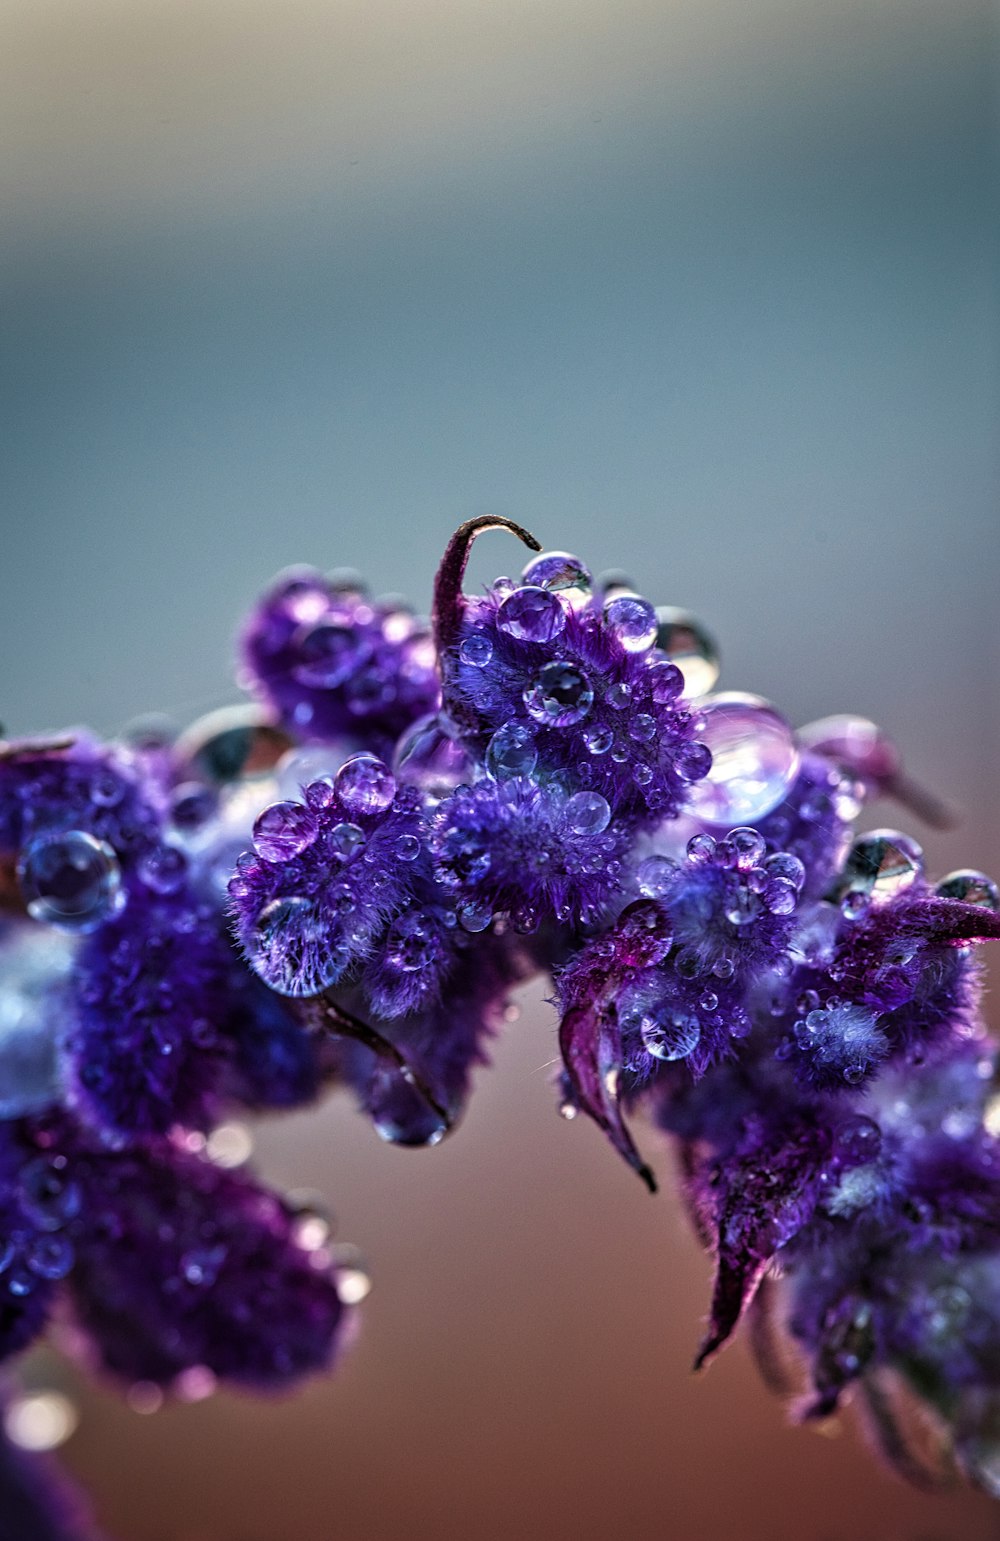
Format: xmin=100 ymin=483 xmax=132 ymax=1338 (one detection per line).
xmin=459 ymin=632 xmax=494 ymax=667
xmin=839 ymin=831 xmax=923 ymax=908
xmin=252 ymin=801 xmax=317 ymax=862
xmin=583 ymin=725 xmax=614 ymax=755
xmin=18 ymin=831 xmax=124 ymax=932
xmin=138 ymin=844 xmax=189 ymax=895
xmin=636 ymin=855 xmax=677 ymax=898
xmin=458 ymin=900 xmax=494 ymax=933
xmin=564 ymin=790 xmax=611 ymax=836
xmin=683 ymin=694 xmax=799 ymax=823
xmin=393 ymin=713 xmax=478 ymax=800
xmin=603 ymin=594 xmax=658 ymax=653
xmin=521 ymin=550 xmax=593 ymax=596
xmin=394 ymin=833 xmax=421 ymax=861
xmin=485 ymin=722 xmax=538 ymax=781
xmin=935 ymin=869 xmax=1000 ymax=910
xmin=335 ymin=754 xmax=396 ymax=815
xmin=249 ymin=896 xmax=342 ymax=996
xmin=523 ymin=661 xmax=594 ymax=727
xmin=496 ymin=585 xmax=566 ymax=643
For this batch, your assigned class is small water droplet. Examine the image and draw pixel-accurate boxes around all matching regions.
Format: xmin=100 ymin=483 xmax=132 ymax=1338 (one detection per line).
xmin=636 ymin=855 xmax=677 ymax=898
xmin=839 ymin=831 xmax=923 ymax=909
xmin=935 ymin=869 xmax=1000 ymax=910
xmin=603 ymin=595 xmax=658 ymax=652
xmin=459 ymin=632 xmax=494 ymax=667
xmin=583 ymin=725 xmax=613 ymax=755
xmin=485 ymin=722 xmax=537 ymax=780
xmin=564 ymin=790 xmax=611 ymax=836
xmin=138 ymin=844 xmax=189 ymax=895
xmin=523 ymin=661 xmax=594 ymax=727
xmin=18 ymin=831 xmax=124 ymax=932
xmin=654 ymin=607 xmax=720 ymax=697
xmin=521 ymin=550 xmax=593 ymax=598
xmin=252 ymin=800 xmax=317 ymax=862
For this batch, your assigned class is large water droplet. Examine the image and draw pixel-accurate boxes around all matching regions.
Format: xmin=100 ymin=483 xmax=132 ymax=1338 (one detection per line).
xmin=683 ymin=693 xmax=799 ymax=824
xmin=839 ymin=831 xmax=923 ymax=908
xmin=250 ymin=896 xmax=342 ymax=996
xmin=523 ymin=661 xmax=594 ymax=727
xmin=655 ymin=607 xmax=720 ymax=697
xmin=935 ymin=869 xmax=1000 ymax=910
xmin=618 ymin=979 xmax=701 ymax=1061
xmin=496 ymin=585 xmax=566 ymax=643
xmin=564 ymin=790 xmax=611 ymax=836
xmin=252 ymin=801 xmax=318 ymax=862
xmin=176 ymin=704 xmax=293 ymax=785
xmin=369 ymin=1066 xmax=448 ymax=1147
xmin=485 ymin=722 xmax=537 ymax=780
xmin=292 ymin=620 xmax=365 ymax=688
xmin=18 ymin=831 xmax=124 ymax=932
xmin=603 ymin=594 xmax=658 ymax=652
xmin=521 ymin=550 xmax=593 ymax=603
xmin=459 ymin=632 xmax=493 ymax=667
xmin=393 ymin=713 xmax=477 ymax=800
xmin=335 ymin=754 xmax=396 ymax=815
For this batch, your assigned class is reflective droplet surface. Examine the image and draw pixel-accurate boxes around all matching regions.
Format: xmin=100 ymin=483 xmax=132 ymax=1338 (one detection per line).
xmin=683 ymin=694 xmax=799 ymax=823
xmin=393 ymin=713 xmax=477 ymax=800
xmin=521 ymin=550 xmax=592 ymax=597
xmin=603 ymin=594 xmax=657 ymax=653
xmin=458 ymin=899 xmax=494 ymax=932
xmin=292 ymin=621 xmax=364 ymax=688
xmin=496 ymin=586 xmax=566 ymax=643
xmin=176 ymin=705 xmax=293 ymax=785
xmin=250 ymin=896 xmax=342 ymax=996
xmin=137 ymin=844 xmax=189 ymax=895
xmin=18 ymin=831 xmax=124 ymax=932
xmin=523 ymin=661 xmax=594 ymax=727
xmin=583 ymin=725 xmax=613 ymax=755
xmin=618 ymin=979 xmax=701 ymax=1061
xmin=252 ymin=801 xmax=317 ymax=862
xmin=335 ymin=754 xmax=396 ymax=815
xmin=369 ymin=1066 xmax=448 ymax=1147
xmin=636 ymin=855 xmax=677 ymax=898
xmin=935 ymin=869 xmax=1000 ymax=910
xmin=459 ymin=632 xmax=494 ymax=667
xmin=384 ymin=911 xmax=437 ymax=971
xmin=486 ymin=722 xmax=537 ymax=781
xmin=564 ymin=790 xmax=611 ymax=836
xmin=655 ymin=607 xmax=720 ymax=697
xmin=840 ymin=831 xmax=923 ymax=908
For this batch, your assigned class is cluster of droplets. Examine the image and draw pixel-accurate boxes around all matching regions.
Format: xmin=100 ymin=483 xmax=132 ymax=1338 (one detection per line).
xmin=0 ymin=1152 xmax=79 ymax=1303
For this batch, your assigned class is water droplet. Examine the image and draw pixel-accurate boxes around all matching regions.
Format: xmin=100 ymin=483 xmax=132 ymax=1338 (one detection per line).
xmin=328 ymin=822 xmax=365 ymax=860
xmin=458 ymin=900 xmax=494 ymax=933
xmin=725 ymin=828 xmax=767 ymax=869
xmin=583 ymin=725 xmax=613 ymax=755
xmin=636 ymin=855 xmax=677 ymax=898
xmin=369 ymin=1066 xmax=448 ymax=1147
xmin=675 ymin=741 xmax=712 ymax=781
xmin=603 ymin=595 xmax=657 ymax=652
xmin=763 ymin=877 xmax=798 ymax=915
xmin=169 ymin=782 xmax=219 ymax=832
xmin=935 ymin=869 xmax=1000 ymax=910
xmin=18 ymin=831 xmax=123 ymax=932
xmin=654 ymin=607 xmax=720 ymax=697
xmin=176 ymin=705 xmax=293 ymax=785
xmin=138 ymin=844 xmax=189 ymax=895
xmin=765 ymin=852 xmax=806 ymax=889
xmin=646 ymin=660 xmax=685 ymax=704
xmin=20 ymin=1156 xmax=81 ymax=1229
xmin=26 ymin=1233 xmax=74 ymax=1280
xmin=618 ymin=978 xmax=701 ymax=1060
xmin=90 ymin=767 xmax=125 ymax=808
xmin=459 ymin=632 xmax=494 ymax=667
xmin=496 ymin=585 xmax=566 ymax=643
xmin=385 ymin=911 xmax=438 ymax=971
xmin=523 ymin=661 xmax=594 ymax=727
xmin=250 ymin=896 xmax=342 ymax=996
xmin=393 ymin=713 xmax=478 ymax=800
xmin=606 ymin=682 xmax=632 ymax=711
xmin=564 ymin=791 xmax=611 ymax=836
xmin=521 ymin=550 xmax=593 ymax=598
xmin=292 ymin=621 xmax=364 ymax=688
xmin=252 ymin=801 xmax=317 ymax=862
xmin=394 ymin=833 xmax=421 ymax=861
xmin=486 ymin=722 xmax=537 ymax=780
xmin=682 ymin=694 xmax=799 ymax=823
xmin=839 ymin=831 xmax=923 ymax=908
xmin=335 ymin=754 xmax=396 ymax=815
xmin=686 ymin=833 xmax=716 ymax=863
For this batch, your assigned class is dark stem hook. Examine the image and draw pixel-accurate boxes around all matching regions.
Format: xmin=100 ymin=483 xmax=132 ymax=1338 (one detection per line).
xmin=432 ymin=516 xmax=541 ymax=659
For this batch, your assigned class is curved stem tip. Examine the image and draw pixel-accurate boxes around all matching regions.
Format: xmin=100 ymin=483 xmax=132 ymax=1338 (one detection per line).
xmin=432 ymin=516 xmax=541 ymax=659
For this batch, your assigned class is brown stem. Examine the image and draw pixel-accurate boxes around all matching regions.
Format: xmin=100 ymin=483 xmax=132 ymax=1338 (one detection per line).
xmin=300 ymin=993 xmax=453 ymax=1134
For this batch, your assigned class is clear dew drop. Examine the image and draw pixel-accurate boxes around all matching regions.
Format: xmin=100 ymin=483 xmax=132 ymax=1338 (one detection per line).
xmin=564 ymin=790 xmax=611 ymax=836
xmin=137 ymin=843 xmax=189 ymax=895
xmin=523 ymin=660 xmax=594 ymax=727
xmin=393 ymin=712 xmax=478 ymax=800
xmin=682 ymin=693 xmax=799 ymax=823
xmin=603 ymin=594 xmax=658 ymax=653
xmin=583 ymin=725 xmax=613 ymax=755
xmin=458 ymin=899 xmax=494 ymax=933
xmin=496 ymin=585 xmax=567 ymax=644
xmin=335 ymin=753 xmax=396 ymax=814
xmin=839 ymin=830 xmax=924 ymax=908
xmin=935 ymin=869 xmax=1000 ymax=910
xmin=654 ymin=607 xmax=720 ymax=697
xmin=292 ymin=620 xmax=365 ymax=688
xmin=485 ymin=722 xmax=538 ymax=781
xmin=459 ymin=632 xmax=494 ymax=667
xmin=369 ymin=1066 xmax=448 ymax=1147
xmin=521 ymin=550 xmax=593 ymax=599
xmin=18 ymin=831 xmax=124 ymax=932
xmin=251 ymin=800 xmax=317 ymax=862
xmin=250 ymin=896 xmax=343 ymax=997
xmin=636 ymin=855 xmax=678 ymax=898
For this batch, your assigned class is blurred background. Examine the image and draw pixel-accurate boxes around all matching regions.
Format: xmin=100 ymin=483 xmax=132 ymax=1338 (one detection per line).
xmin=2 ymin=0 xmax=999 ymax=1536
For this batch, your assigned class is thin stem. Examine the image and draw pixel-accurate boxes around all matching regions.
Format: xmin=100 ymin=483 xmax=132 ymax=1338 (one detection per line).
xmin=301 ymin=993 xmax=453 ymax=1134
xmin=432 ymin=515 xmax=541 ymax=659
